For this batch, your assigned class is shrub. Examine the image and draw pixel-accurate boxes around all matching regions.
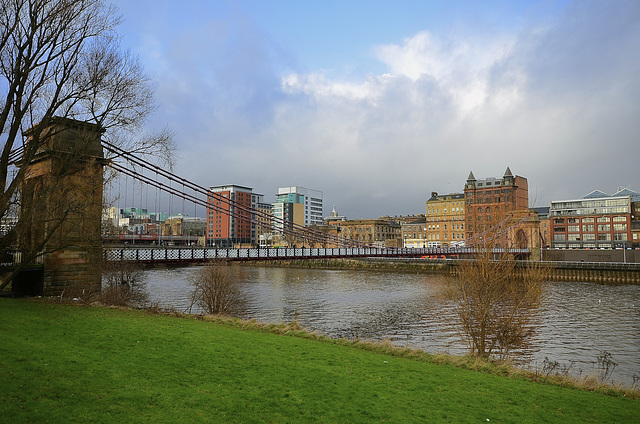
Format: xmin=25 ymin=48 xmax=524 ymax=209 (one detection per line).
xmin=97 ymin=259 xmax=148 ymax=307
xmin=443 ymin=214 xmax=550 ymax=360
xmin=189 ymin=260 xmax=239 ymax=315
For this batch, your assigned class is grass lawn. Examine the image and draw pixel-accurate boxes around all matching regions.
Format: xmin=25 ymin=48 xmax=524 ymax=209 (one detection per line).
xmin=1 ymin=297 xmax=638 ymax=423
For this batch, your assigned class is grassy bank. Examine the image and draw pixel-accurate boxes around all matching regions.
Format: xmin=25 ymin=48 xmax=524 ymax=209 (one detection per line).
xmin=1 ymin=298 xmax=638 ymax=423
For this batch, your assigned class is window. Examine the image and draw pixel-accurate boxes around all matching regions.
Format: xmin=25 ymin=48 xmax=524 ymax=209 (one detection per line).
xmin=613 ymin=216 xmax=626 ymax=222
xmin=597 ymin=224 xmax=610 ymax=232
xmin=582 ymin=224 xmax=595 ymax=232
xmin=614 ymin=224 xmax=627 ymax=231
xmin=613 ymin=233 xmax=627 ymax=241
xmin=597 ymin=216 xmax=610 ymax=223
xmin=582 ymin=217 xmax=594 ymax=223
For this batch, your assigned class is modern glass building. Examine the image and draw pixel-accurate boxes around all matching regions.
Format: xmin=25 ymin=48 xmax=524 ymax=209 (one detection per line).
xmin=549 ymin=188 xmax=639 ymax=249
xmin=272 ymin=186 xmax=323 ymax=234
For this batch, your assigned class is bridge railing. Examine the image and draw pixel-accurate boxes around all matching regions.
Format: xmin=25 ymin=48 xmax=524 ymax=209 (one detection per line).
xmin=102 ymin=246 xmax=531 ymax=263
xmin=0 ymin=250 xmax=45 ymax=267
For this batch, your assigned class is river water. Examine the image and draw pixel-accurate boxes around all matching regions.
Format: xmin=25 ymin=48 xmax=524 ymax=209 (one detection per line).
xmin=143 ymin=265 xmax=640 ymax=388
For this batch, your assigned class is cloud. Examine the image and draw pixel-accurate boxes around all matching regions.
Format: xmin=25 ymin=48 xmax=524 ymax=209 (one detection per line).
xmin=137 ymin=1 xmax=640 ymax=219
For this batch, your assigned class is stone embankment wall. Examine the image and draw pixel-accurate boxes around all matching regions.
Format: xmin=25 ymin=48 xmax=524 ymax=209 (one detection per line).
xmin=544 ymin=248 xmax=640 ymax=263
xmin=244 ymin=258 xmax=454 ymax=273
xmin=245 ymin=258 xmax=640 ymax=284
xmin=545 ymin=263 xmax=640 ymax=284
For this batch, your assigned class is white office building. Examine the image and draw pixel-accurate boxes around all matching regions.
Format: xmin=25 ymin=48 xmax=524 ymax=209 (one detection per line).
xmin=273 ymin=186 xmax=324 ymax=228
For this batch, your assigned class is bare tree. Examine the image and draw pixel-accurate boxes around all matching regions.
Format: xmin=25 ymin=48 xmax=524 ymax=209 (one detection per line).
xmin=189 ymin=261 xmax=240 ymax=315
xmin=443 ymin=212 xmax=550 ymax=361
xmin=0 ymin=0 xmax=174 ymax=290
xmin=98 ymin=257 xmax=147 ymax=307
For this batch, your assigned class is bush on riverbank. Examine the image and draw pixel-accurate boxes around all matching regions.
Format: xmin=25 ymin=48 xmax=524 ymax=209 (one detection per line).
xmin=188 ymin=260 xmax=240 ymax=314
xmin=1 ymin=297 xmax=638 ymax=424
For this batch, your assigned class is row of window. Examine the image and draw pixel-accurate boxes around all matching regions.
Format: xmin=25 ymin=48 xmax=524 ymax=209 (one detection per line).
xmin=470 ymin=188 xmax=512 ymax=194
xmin=425 ymin=216 xmax=464 ymax=222
xmin=552 ymin=198 xmax=628 ymax=210
xmin=555 ymin=224 xmax=628 ymax=233
xmin=550 ymin=207 xmax=630 ymax=216
xmin=427 ymin=207 xmax=464 ymax=214
xmin=553 ymin=216 xmax=627 ymax=224
xmin=419 ymin=233 xmax=465 ymax=241
xmin=468 ymin=196 xmax=513 ymax=204
xmin=554 ymin=233 xmax=627 ymax=241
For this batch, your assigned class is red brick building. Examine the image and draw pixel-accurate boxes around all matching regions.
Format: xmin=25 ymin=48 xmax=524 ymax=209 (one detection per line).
xmin=207 ymin=185 xmax=253 ymax=247
xmin=549 ymin=188 xmax=639 ymax=249
xmin=464 ymin=167 xmax=529 ymax=247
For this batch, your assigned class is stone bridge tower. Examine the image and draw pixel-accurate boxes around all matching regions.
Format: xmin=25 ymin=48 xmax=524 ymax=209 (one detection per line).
xmin=18 ymin=117 xmax=105 ymax=296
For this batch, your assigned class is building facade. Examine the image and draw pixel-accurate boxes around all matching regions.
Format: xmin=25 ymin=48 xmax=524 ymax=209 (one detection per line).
xmin=163 ymin=214 xmax=206 ymax=238
xmin=324 ymin=205 xmax=347 ymax=226
xmin=425 ymin=192 xmax=466 ymax=247
xmin=207 ymin=184 xmax=254 ymax=247
xmin=402 ymin=217 xmax=427 ymax=248
xmin=272 ymin=186 xmax=323 ymax=235
xmin=338 ymin=218 xmax=402 ymax=247
xmin=254 ymin=195 xmax=273 ymax=248
xmin=464 ymin=167 xmax=529 ymax=246
xmin=549 ymin=188 xmax=639 ymax=249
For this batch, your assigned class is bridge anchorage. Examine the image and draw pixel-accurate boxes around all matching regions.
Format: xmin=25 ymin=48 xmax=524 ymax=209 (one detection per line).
xmin=12 ymin=118 xmax=105 ymax=296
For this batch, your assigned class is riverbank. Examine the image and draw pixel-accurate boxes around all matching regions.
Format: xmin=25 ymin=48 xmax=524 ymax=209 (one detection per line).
xmin=1 ymin=298 xmax=638 ymax=423
xmin=243 ymin=258 xmax=640 ymax=284
xmin=243 ymin=257 xmax=454 ymax=273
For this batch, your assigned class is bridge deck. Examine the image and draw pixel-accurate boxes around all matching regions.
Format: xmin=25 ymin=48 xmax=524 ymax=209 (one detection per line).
xmin=103 ymin=246 xmax=529 ymax=264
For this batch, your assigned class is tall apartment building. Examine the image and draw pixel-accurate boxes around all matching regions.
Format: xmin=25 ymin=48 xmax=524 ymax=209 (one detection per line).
xmin=549 ymin=188 xmax=639 ymax=249
xmin=464 ymin=167 xmax=529 ymax=245
xmin=207 ymin=184 xmax=255 ymax=247
xmin=272 ymin=186 xmax=323 ymax=233
xmin=425 ymin=192 xmax=466 ymax=247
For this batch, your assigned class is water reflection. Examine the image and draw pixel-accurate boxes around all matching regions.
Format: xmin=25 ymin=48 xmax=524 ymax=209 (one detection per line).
xmin=144 ymin=265 xmax=639 ymax=388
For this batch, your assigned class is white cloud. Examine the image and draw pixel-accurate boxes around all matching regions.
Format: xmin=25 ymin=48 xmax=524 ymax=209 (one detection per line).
xmin=144 ymin=1 xmax=640 ymax=219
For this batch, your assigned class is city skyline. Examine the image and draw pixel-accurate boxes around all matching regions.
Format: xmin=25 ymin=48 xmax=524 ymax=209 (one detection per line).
xmin=112 ymin=0 xmax=639 ymax=219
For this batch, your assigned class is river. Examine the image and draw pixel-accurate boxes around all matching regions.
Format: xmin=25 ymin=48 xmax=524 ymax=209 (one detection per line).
xmin=143 ymin=265 xmax=640 ymax=388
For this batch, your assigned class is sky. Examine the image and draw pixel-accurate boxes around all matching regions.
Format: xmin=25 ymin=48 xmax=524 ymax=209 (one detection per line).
xmin=111 ymin=0 xmax=640 ymax=219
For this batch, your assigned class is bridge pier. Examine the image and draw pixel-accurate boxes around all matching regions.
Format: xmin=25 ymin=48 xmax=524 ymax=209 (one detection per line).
xmin=16 ymin=117 xmax=105 ymax=296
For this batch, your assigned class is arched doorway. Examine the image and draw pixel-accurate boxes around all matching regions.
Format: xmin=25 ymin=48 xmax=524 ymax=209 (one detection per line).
xmin=516 ymin=229 xmax=528 ymax=249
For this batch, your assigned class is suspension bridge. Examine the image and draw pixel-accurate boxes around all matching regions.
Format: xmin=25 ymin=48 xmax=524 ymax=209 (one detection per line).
xmin=4 ymin=118 xmax=529 ymax=295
